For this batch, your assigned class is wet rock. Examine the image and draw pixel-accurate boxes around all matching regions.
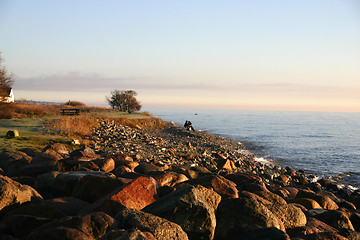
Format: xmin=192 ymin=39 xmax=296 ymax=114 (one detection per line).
xmin=0 ymin=175 xmax=42 ymax=211
xmin=144 ymin=185 xmax=216 ymax=240
xmin=83 ymin=176 xmax=158 ymax=216
xmin=116 ymin=209 xmax=189 ymax=240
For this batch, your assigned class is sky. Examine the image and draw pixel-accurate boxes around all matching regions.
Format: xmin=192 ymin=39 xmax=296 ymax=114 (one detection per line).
xmin=0 ymin=0 xmax=359 ymax=112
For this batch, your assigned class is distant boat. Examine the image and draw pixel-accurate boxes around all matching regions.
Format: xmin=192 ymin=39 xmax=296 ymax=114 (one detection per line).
xmin=195 ymin=113 xmax=198 ymax=115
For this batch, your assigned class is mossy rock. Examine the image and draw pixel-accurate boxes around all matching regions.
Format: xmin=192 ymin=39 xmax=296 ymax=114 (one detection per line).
xmin=6 ymin=130 xmax=20 ymax=138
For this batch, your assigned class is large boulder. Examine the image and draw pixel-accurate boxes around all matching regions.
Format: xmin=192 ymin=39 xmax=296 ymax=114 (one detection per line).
xmin=100 ymin=229 xmax=156 ymax=240
xmin=53 ymin=171 xmax=116 ymax=195
xmin=178 ymin=174 xmax=238 ymax=199
xmin=296 ymin=189 xmax=338 ymax=210
xmin=72 ymin=175 xmax=129 ymax=202
xmin=27 ymin=212 xmax=114 ymax=240
xmin=214 ymin=197 xmax=285 ymax=240
xmin=0 ymin=174 xmax=42 ymax=211
xmin=144 ymin=185 xmax=216 ymax=240
xmin=255 ymin=190 xmax=287 ymax=205
xmin=287 ymin=217 xmax=338 ymax=238
xmin=287 ymin=198 xmax=323 ymax=210
xmin=116 ymin=209 xmax=189 ymax=240
xmin=313 ymin=210 xmax=355 ymax=231
xmin=82 ymin=176 xmax=158 ymax=216
xmin=8 ymin=215 xmax=53 ymax=238
xmin=17 ymin=152 xmax=60 ymax=177
xmin=92 ymin=158 xmax=115 ymax=172
xmin=42 ymin=143 xmax=69 ymax=158
xmin=149 ymin=171 xmax=188 ymax=187
xmin=45 ymin=197 xmax=90 ymax=215
xmin=0 ymin=150 xmax=32 ymax=176
xmin=266 ymin=203 xmax=307 ymax=229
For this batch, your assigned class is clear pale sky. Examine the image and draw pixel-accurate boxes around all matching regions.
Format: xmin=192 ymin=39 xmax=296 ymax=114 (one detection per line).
xmin=0 ymin=0 xmax=359 ymax=112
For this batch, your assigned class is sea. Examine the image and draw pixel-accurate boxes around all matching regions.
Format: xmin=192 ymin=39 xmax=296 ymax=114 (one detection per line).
xmin=147 ymin=108 xmax=360 ymax=190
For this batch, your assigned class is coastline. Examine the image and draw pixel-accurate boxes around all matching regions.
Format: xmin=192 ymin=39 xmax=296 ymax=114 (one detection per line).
xmin=0 ymin=118 xmax=360 ymax=239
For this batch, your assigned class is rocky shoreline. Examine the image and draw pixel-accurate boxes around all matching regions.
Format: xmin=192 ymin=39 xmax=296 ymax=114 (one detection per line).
xmin=1 ymin=119 xmax=360 ymax=239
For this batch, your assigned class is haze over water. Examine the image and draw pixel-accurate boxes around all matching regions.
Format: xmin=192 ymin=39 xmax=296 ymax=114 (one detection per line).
xmin=149 ymin=108 xmax=360 ymax=188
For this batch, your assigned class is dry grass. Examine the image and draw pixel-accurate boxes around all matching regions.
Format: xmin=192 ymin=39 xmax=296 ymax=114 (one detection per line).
xmin=0 ymin=102 xmax=168 ymax=151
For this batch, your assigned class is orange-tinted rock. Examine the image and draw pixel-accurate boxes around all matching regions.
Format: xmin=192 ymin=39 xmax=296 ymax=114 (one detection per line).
xmin=288 ymin=198 xmax=322 ymax=210
xmin=296 ymin=189 xmax=338 ymax=210
xmin=216 ymin=159 xmax=236 ymax=171
xmin=83 ymin=176 xmax=158 ymax=216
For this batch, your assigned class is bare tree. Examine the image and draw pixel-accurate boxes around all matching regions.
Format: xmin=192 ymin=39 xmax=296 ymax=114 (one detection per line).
xmin=106 ymin=90 xmax=142 ymax=113
xmin=0 ymin=53 xmax=14 ymax=99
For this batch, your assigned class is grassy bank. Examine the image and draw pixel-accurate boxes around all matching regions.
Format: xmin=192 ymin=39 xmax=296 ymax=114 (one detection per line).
xmin=0 ymin=103 xmax=166 ymax=152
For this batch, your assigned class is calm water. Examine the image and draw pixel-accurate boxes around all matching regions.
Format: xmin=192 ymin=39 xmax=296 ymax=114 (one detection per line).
xmin=147 ymin=108 xmax=360 ymax=188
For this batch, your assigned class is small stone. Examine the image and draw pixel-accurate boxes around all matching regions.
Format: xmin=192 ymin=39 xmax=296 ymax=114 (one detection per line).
xmin=6 ymin=130 xmax=19 ymax=138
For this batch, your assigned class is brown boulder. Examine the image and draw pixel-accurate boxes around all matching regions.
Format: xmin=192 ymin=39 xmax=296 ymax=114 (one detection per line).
xmin=313 ymin=210 xmax=355 ymax=231
xmin=215 ymin=197 xmax=285 ymax=240
xmin=72 ymin=174 xmax=130 ymax=203
xmin=0 ymin=175 xmax=42 ymax=211
xmin=288 ymin=198 xmax=323 ymax=210
xmin=150 ymin=171 xmax=188 ymax=187
xmin=93 ymin=158 xmax=115 ymax=172
xmin=116 ymin=209 xmax=189 ymax=240
xmin=180 ymin=174 xmax=238 ymax=199
xmin=350 ymin=212 xmax=360 ymax=232
xmin=100 ymin=229 xmax=156 ymax=240
xmin=134 ymin=162 xmax=167 ymax=174
xmin=288 ymin=217 xmax=338 ymax=238
xmin=216 ymin=158 xmax=236 ymax=171
xmin=27 ymin=212 xmax=114 ymax=240
xmin=83 ymin=176 xmax=158 ymax=216
xmin=42 ymin=143 xmax=69 ymax=156
xmin=267 ymin=203 xmax=307 ymax=229
xmin=0 ymin=150 xmax=32 ymax=176
xmin=255 ymin=190 xmax=287 ymax=205
xmin=144 ymin=185 xmax=216 ymax=240
xmin=9 ymin=215 xmax=53 ymax=238
xmin=45 ymin=197 xmax=90 ymax=215
xmin=196 ymin=185 xmax=222 ymax=211
xmin=296 ymin=189 xmax=338 ymax=210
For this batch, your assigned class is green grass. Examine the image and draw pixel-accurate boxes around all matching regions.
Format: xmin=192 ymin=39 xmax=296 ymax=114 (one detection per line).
xmin=0 ymin=111 xmax=154 ymax=152
xmin=0 ymin=117 xmax=70 ymax=152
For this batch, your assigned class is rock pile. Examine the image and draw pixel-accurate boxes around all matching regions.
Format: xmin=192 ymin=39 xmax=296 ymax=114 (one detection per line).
xmin=0 ymin=120 xmax=359 ymax=239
